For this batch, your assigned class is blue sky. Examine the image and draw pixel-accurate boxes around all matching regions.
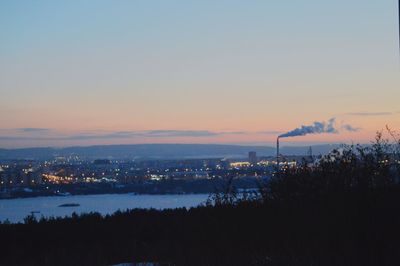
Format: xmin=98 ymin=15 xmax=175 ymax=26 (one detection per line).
xmin=0 ymin=0 xmax=399 ymax=147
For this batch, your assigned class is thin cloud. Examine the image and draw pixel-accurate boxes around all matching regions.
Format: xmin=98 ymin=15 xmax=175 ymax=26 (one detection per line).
xmin=258 ymin=130 xmax=283 ymax=135
xmin=67 ymin=131 xmax=142 ymax=140
xmin=223 ymin=131 xmax=246 ymax=135
xmin=341 ymin=124 xmax=361 ymax=132
xmin=0 ymin=136 xmax=34 ymax=141
xmin=0 ymin=129 xmax=243 ymax=141
xmin=144 ymin=130 xmax=245 ymax=137
xmin=345 ymin=112 xmax=393 ymax=116
xmin=69 ymin=130 xmax=221 ymax=139
xmin=17 ymin=128 xmax=50 ymax=132
xmin=145 ymin=130 xmax=219 ymax=137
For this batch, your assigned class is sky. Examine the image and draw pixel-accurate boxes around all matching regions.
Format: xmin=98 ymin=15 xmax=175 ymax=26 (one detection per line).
xmin=0 ymin=0 xmax=399 ymax=148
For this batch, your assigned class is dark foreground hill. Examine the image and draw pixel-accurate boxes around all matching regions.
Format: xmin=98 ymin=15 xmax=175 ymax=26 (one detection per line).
xmin=0 ymin=189 xmax=399 ymax=266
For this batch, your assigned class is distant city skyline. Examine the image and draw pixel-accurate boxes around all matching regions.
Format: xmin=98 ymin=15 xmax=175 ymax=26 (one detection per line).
xmin=1 ymin=0 xmax=399 ymax=148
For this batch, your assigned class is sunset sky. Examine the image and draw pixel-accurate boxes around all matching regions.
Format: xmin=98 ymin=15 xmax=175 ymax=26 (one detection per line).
xmin=0 ymin=0 xmax=399 ymax=148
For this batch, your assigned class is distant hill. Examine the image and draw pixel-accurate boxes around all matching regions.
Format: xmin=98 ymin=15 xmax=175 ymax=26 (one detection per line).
xmin=0 ymin=143 xmax=341 ymax=160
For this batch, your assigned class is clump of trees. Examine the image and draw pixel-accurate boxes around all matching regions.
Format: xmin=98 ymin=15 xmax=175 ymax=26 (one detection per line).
xmin=261 ymin=128 xmax=400 ymax=203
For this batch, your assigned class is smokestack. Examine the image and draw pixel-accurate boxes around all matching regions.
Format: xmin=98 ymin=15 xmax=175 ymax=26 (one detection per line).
xmin=276 ymin=137 xmax=280 ymax=173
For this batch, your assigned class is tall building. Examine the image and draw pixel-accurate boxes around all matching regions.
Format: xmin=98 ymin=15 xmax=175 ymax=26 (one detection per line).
xmin=248 ymin=151 xmax=257 ymax=165
xmin=0 ymin=166 xmax=4 ymax=187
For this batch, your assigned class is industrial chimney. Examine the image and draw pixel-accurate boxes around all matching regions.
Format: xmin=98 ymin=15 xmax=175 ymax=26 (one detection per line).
xmin=276 ymin=137 xmax=280 ymax=173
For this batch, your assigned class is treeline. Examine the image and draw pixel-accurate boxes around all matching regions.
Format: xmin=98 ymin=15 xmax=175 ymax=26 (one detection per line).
xmin=265 ymin=129 xmax=400 ymax=202
xmin=1 ymin=130 xmax=400 ymax=266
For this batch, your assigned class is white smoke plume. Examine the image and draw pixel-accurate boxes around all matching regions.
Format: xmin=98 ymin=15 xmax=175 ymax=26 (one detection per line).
xmin=341 ymin=124 xmax=360 ymax=132
xmin=279 ymin=118 xmax=357 ymax=138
